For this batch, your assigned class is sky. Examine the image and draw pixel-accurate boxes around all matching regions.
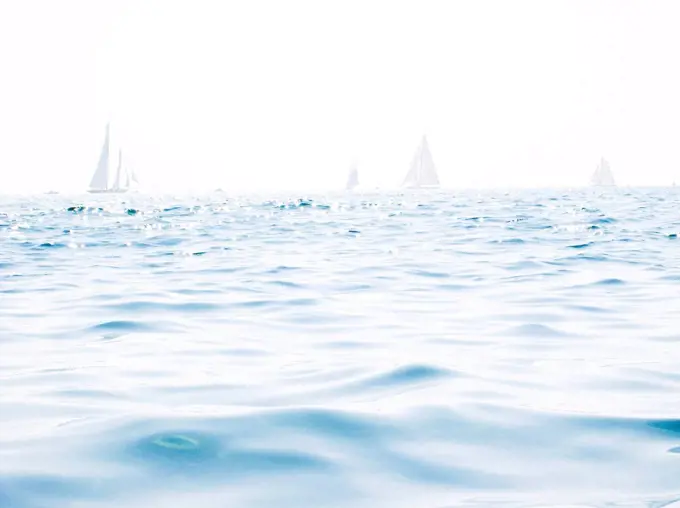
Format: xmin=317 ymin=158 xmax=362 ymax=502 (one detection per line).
xmin=1 ymin=0 xmax=679 ymax=193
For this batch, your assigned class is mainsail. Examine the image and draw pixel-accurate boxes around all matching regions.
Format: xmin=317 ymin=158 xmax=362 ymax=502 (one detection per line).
xmin=89 ymin=124 xmax=110 ymax=190
xmin=590 ymin=157 xmax=616 ymax=187
xmin=402 ymin=135 xmax=440 ymax=188
xmin=346 ymin=161 xmax=359 ymax=190
xmin=88 ymin=124 xmax=138 ymax=193
xmin=113 ymin=149 xmax=123 ymax=189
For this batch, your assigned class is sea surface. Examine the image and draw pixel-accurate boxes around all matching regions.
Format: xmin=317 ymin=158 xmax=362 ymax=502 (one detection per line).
xmin=2 ymin=188 xmax=680 ymax=508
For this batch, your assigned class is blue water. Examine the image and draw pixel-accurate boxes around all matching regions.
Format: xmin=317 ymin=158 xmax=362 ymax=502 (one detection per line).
xmin=2 ymin=188 xmax=680 ymax=507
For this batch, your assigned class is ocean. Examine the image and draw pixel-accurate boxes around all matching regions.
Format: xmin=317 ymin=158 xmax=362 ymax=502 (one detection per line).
xmin=2 ymin=188 xmax=680 ymax=508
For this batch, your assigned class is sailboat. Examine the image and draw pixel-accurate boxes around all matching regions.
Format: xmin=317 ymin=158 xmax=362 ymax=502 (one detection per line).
xmin=590 ymin=157 xmax=616 ymax=187
xmin=346 ymin=161 xmax=359 ymax=191
xmin=402 ymin=135 xmax=440 ymax=188
xmin=88 ymin=123 xmax=139 ymax=193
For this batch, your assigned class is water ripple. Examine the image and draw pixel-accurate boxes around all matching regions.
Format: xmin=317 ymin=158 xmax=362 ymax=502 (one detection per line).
xmin=3 ymin=188 xmax=680 ymax=507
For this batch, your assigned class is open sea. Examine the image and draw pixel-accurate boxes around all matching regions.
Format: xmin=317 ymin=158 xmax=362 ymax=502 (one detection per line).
xmin=2 ymin=188 xmax=680 ymax=508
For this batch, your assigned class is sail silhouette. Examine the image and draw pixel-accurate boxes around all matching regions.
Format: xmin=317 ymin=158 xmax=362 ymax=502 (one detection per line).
xmin=346 ymin=161 xmax=359 ymax=190
xmin=88 ymin=123 xmax=139 ymax=193
xmin=402 ymin=135 xmax=440 ymax=188
xmin=590 ymin=157 xmax=616 ymax=187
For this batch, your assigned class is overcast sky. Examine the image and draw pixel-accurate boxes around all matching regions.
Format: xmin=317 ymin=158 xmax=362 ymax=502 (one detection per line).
xmin=1 ymin=0 xmax=679 ymax=193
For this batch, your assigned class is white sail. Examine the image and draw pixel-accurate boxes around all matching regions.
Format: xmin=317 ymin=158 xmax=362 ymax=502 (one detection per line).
xmin=402 ymin=135 xmax=440 ymax=188
xmin=113 ymin=149 xmax=123 ymax=190
xmin=88 ymin=124 xmax=138 ymax=193
xmin=590 ymin=157 xmax=616 ymax=186
xmin=346 ymin=161 xmax=359 ymax=190
xmin=89 ymin=124 xmax=110 ymax=190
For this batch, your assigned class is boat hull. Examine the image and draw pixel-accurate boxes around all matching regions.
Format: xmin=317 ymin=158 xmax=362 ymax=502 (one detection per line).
xmin=88 ymin=189 xmax=129 ymax=194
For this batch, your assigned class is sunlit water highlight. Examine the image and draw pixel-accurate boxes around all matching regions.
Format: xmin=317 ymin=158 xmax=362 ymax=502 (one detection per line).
xmin=2 ymin=189 xmax=680 ymax=507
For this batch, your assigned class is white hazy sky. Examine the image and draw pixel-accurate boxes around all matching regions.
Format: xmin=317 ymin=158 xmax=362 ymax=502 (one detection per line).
xmin=1 ymin=0 xmax=679 ymax=193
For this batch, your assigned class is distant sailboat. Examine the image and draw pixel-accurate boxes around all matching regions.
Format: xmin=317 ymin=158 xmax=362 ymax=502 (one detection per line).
xmin=346 ymin=161 xmax=359 ymax=191
xmin=590 ymin=157 xmax=616 ymax=187
xmin=88 ymin=123 xmax=139 ymax=193
xmin=402 ymin=135 xmax=440 ymax=188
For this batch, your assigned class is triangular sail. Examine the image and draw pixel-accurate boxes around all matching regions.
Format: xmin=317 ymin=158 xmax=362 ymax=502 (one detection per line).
xmin=88 ymin=123 xmax=139 ymax=192
xmin=418 ymin=137 xmax=439 ymax=186
xmin=590 ymin=157 xmax=616 ymax=186
xmin=89 ymin=124 xmax=110 ymax=190
xmin=402 ymin=151 xmax=419 ymax=187
xmin=346 ymin=162 xmax=359 ymax=190
xmin=113 ymin=149 xmax=123 ymax=189
xmin=402 ymin=135 xmax=440 ymax=188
